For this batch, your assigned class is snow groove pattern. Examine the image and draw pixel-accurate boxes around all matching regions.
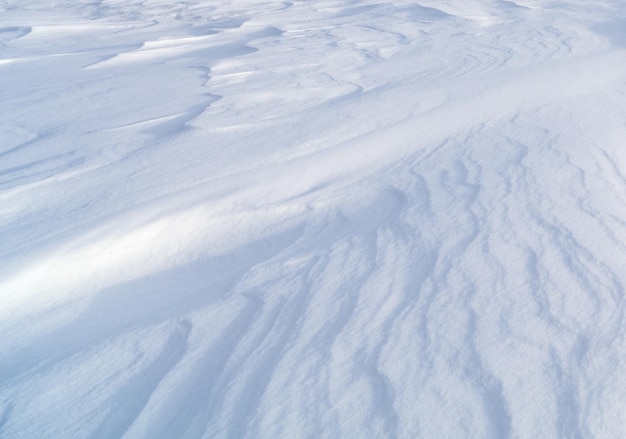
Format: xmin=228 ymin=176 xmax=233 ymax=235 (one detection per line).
xmin=1 ymin=0 xmax=626 ymax=437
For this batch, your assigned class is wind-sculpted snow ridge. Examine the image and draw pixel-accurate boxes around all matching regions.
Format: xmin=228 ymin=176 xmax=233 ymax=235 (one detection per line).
xmin=2 ymin=0 xmax=626 ymax=437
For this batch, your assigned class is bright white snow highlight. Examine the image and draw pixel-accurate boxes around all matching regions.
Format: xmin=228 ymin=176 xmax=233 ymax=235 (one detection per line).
xmin=1 ymin=0 xmax=626 ymax=437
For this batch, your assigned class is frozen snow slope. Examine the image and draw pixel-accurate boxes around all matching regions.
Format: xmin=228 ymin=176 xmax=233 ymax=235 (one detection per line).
xmin=2 ymin=0 xmax=626 ymax=437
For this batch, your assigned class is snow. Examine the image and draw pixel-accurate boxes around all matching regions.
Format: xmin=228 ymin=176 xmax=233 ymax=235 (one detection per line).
xmin=2 ymin=0 xmax=626 ymax=437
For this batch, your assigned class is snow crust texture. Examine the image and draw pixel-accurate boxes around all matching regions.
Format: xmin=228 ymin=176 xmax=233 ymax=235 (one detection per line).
xmin=2 ymin=0 xmax=626 ymax=437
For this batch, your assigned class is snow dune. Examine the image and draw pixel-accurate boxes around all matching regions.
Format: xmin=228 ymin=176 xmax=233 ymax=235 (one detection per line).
xmin=1 ymin=0 xmax=626 ymax=437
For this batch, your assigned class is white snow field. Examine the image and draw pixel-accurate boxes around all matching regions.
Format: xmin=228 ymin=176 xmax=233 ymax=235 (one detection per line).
xmin=2 ymin=0 xmax=626 ymax=437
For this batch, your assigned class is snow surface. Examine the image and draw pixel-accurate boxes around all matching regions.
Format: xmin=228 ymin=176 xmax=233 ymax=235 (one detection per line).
xmin=2 ymin=0 xmax=626 ymax=437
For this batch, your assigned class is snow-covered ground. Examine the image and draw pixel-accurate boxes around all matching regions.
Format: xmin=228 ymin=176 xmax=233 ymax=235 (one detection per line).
xmin=2 ymin=0 xmax=626 ymax=437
